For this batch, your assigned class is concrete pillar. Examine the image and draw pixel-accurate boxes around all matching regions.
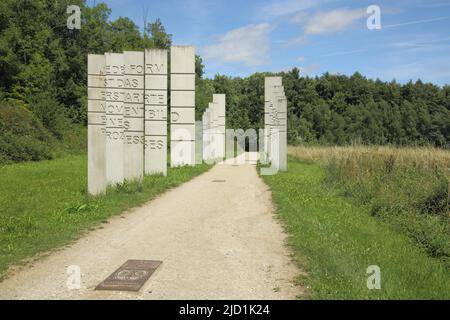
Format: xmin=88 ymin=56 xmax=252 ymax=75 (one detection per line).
xmin=202 ymin=111 xmax=207 ymax=161
xmin=123 ymin=51 xmax=145 ymax=181
xmin=209 ymin=102 xmax=218 ymax=160
xmin=278 ymin=98 xmax=287 ymax=171
xmin=87 ymin=54 xmax=107 ymax=195
xmin=264 ymin=77 xmax=282 ymax=164
xmin=105 ymin=53 xmax=125 ymax=185
xmin=269 ymin=85 xmax=285 ymax=164
xmin=202 ymin=108 xmax=210 ymax=161
xmin=170 ymin=46 xmax=196 ymax=167
xmin=144 ymin=49 xmax=168 ymax=176
xmin=213 ymin=94 xmax=226 ymax=160
xmin=271 ymin=128 xmax=280 ymax=171
xmin=195 ymin=120 xmax=203 ymax=164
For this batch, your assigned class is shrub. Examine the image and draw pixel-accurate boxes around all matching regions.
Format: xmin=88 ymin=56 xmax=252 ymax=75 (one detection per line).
xmin=0 ymin=99 xmax=87 ymax=164
xmin=0 ymin=100 xmax=55 ymax=163
xmin=289 ymin=146 xmax=450 ymax=265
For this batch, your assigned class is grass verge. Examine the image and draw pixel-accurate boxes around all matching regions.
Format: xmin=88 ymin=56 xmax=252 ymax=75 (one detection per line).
xmin=0 ymin=155 xmax=210 ymax=276
xmin=261 ymin=156 xmax=450 ymax=299
xmin=289 ymin=145 xmax=450 ymax=266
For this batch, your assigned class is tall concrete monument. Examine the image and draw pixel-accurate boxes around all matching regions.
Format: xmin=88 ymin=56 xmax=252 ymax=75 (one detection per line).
xmin=264 ymin=77 xmax=287 ymax=171
xmin=264 ymin=77 xmax=282 ymax=164
xmin=105 ymin=53 xmax=125 ymax=185
xmin=144 ymin=49 xmax=168 ymax=176
xmin=87 ymin=46 xmax=232 ymax=195
xmin=170 ymin=46 xmax=196 ymax=167
xmin=209 ymin=102 xmax=218 ymax=159
xmin=200 ymin=95 xmax=226 ymax=163
xmin=123 ymin=51 xmax=145 ymax=181
xmin=202 ymin=108 xmax=211 ymax=161
xmin=87 ymin=54 xmax=107 ymax=195
xmin=213 ymin=94 xmax=226 ymax=160
xmin=195 ymin=120 xmax=203 ymax=164
xmin=271 ymin=86 xmax=286 ymax=170
xmin=277 ymin=97 xmax=287 ymax=171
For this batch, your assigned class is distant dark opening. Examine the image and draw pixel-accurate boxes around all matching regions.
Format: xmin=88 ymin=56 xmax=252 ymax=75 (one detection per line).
xmin=244 ymin=136 xmax=258 ymax=152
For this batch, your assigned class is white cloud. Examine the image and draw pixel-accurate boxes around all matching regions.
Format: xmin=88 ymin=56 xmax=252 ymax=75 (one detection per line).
xmin=296 ymin=56 xmax=305 ymax=62
xmin=283 ymin=8 xmax=367 ymax=47
xmin=383 ymin=16 xmax=450 ymax=29
xmin=283 ymin=35 xmax=309 ymax=47
xmin=316 ymin=49 xmax=367 ymax=58
xmin=390 ymin=35 xmax=450 ymax=53
xmin=260 ymin=0 xmax=336 ymax=18
xmin=202 ymin=24 xmax=272 ymax=67
xmin=304 ymin=8 xmax=366 ymax=34
xmin=274 ymin=64 xmax=320 ymax=76
xmin=418 ymin=2 xmax=450 ymax=8
xmin=381 ymin=61 xmax=450 ymax=83
xmin=300 ymin=64 xmax=321 ymax=75
xmin=261 ymin=0 xmax=318 ymax=17
xmin=290 ymin=11 xmax=309 ymax=24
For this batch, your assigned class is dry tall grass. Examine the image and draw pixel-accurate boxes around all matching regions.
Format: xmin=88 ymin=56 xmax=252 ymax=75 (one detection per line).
xmin=288 ymin=145 xmax=450 ymax=170
xmin=288 ymin=145 xmax=450 ymax=264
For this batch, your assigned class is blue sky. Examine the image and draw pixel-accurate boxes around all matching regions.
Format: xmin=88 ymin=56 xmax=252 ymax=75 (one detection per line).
xmin=99 ymin=0 xmax=450 ymax=85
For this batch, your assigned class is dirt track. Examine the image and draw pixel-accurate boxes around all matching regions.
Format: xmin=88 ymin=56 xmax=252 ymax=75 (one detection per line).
xmin=0 ymin=155 xmax=302 ymax=299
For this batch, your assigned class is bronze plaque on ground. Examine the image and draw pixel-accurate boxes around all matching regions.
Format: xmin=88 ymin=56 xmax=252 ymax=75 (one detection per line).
xmin=95 ymin=260 xmax=162 ymax=291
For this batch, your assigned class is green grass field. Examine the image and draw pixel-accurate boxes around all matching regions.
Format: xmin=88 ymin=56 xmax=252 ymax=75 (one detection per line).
xmin=0 ymin=155 xmax=210 ymax=276
xmin=261 ymin=156 xmax=450 ymax=299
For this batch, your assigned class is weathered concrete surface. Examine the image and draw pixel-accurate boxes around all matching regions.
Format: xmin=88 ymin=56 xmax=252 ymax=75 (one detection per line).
xmin=202 ymin=109 xmax=211 ymax=161
xmin=213 ymin=94 xmax=226 ymax=160
xmin=170 ymin=46 xmax=196 ymax=167
xmin=105 ymin=52 xmax=125 ymax=185
xmin=123 ymin=51 xmax=145 ymax=182
xmin=264 ymin=77 xmax=287 ymax=171
xmin=87 ymin=54 xmax=107 ymax=195
xmin=0 ymin=155 xmax=302 ymax=300
xmin=144 ymin=49 xmax=168 ymax=176
xmin=264 ymin=77 xmax=282 ymax=164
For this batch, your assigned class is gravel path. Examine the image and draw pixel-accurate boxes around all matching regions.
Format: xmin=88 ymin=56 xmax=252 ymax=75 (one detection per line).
xmin=0 ymin=155 xmax=302 ymax=299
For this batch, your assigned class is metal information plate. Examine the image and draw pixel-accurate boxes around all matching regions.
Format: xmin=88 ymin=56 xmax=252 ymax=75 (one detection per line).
xmin=95 ymin=260 xmax=162 ymax=292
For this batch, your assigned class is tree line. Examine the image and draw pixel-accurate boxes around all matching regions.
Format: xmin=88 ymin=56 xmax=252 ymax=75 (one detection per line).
xmin=0 ymin=0 xmax=176 ymax=125
xmin=0 ymin=0 xmax=448 ymax=164
xmin=205 ymin=70 xmax=450 ymax=147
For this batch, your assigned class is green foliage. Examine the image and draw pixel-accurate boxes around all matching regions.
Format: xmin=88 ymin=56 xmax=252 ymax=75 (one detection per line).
xmin=0 ymin=1 xmax=174 ymax=124
xmin=0 ymin=100 xmax=85 ymax=164
xmin=1 ymin=0 xmax=448 ymax=164
xmin=203 ymin=68 xmax=450 ymax=147
xmin=28 ymin=92 xmax=67 ymax=138
xmin=261 ymin=157 xmax=450 ymax=299
xmin=144 ymin=18 xmax=172 ymax=49
xmin=196 ymin=73 xmax=266 ymax=129
xmin=0 ymin=154 xmax=211 ymax=275
xmin=0 ymin=0 xmax=177 ymax=164
xmin=0 ymin=101 xmax=55 ymax=163
xmin=109 ymin=17 xmax=143 ymax=52
xmin=195 ymin=55 xmax=205 ymax=79
xmin=195 ymin=78 xmax=214 ymax=120
xmin=323 ymin=150 xmax=450 ymax=265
